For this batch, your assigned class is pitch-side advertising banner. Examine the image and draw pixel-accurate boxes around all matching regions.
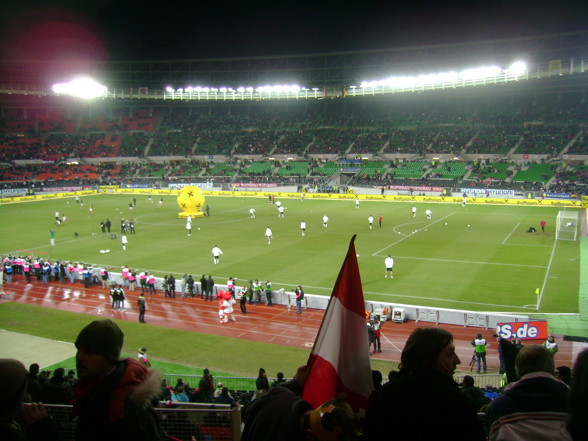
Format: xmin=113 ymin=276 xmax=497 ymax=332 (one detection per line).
xmin=495 ymin=321 xmax=549 ymax=340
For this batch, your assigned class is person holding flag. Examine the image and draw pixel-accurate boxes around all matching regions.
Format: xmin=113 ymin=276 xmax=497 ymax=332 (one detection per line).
xmin=301 ymin=235 xmax=373 ymax=419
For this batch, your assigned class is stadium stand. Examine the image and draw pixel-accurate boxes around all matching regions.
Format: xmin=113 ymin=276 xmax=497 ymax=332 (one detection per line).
xmin=276 ymin=161 xmax=309 ymax=176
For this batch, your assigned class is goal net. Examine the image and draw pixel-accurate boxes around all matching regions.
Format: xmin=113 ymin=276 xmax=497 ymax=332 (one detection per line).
xmin=555 ymin=211 xmax=579 ymax=241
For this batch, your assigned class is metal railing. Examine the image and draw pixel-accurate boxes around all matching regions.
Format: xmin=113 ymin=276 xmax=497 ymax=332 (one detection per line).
xmin=43 ymin=403 xmax=241 ymax=441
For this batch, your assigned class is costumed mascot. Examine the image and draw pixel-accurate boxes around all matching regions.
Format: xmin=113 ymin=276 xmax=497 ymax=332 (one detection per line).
xmin=217 ymin=290 xmax=236 ymax=323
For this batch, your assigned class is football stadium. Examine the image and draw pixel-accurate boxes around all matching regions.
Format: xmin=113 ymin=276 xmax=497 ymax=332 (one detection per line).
xmin=1 ymin=6 xmax=588 ymax=439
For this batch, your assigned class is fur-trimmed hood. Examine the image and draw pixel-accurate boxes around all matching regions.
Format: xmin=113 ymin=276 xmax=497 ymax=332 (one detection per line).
xmin=109 ymin=358 xmax=162 ymax=422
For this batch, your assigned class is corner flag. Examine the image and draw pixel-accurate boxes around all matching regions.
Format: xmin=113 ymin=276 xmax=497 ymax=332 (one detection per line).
xmin=301 ymin=235 xmax=373 ymax=417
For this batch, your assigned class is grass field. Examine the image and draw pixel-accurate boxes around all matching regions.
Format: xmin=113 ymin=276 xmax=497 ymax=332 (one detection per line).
xmin=0 ymin=303 xmax=395 ymax=377
xmin=1 ymin=193 xmax=582 ymax=314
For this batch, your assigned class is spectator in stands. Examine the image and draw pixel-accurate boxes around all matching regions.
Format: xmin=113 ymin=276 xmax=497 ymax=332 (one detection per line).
xmin=555 ymin=365 xmax=572 ymax=386
xmin=198 ymin=369 xmax=214 ymax=403
xmin=64 ymin=369 xmax=78 ymax=389
xmin=460 ymin=375 xmax=489 ymax=411
xmin=26 ymin=363 xmax=42 ymax=403
xmin=39 ymin=367 xmax=74 ymax=405
xmin=484 ymin=385 xmax=499 ymax=401
xmin=188 ymin=388 xmax=206 ymax=403
xmin=363 ymin=327 xmax=485 ymax=441
xmin=271 ymin=372 xmax=286 ymax=387
xmin=299 ymin=397 xmax=362 ymax=441
xmin=0 ymin=358 xmax=61 ymax=441
xmin=256 ymin=368 xmax=270 ymax=392
xmin=214 ymin=387 xmax=236 ymax=406
xmin=213 ymin=382 xmax=226 ymax=398
xmin=73 ymin=318 xmax=161 ymax=440
xmin=372 ymin=370 xmax=383 ymax=389
xmin=485 ymin=345 xmax=569 ymax=439
xmin=242 ymin=364 xmax=362 ymax=441
xmin=568 ymin=348 xmax=588 ymax=440
xmin=171 ymin=386 xmax=189 ymax=402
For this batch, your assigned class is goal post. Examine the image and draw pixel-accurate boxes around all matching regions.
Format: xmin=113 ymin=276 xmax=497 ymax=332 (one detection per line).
xmin=555 ymin=211 xmax=579 ymax=241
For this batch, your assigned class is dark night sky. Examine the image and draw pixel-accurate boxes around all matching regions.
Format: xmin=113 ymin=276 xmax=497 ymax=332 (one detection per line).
xmin=0 ymin=0 xmax=586 ymax=63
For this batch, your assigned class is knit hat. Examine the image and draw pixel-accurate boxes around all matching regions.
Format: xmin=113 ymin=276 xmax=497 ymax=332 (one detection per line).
xmin=0 ymin=358 xmax=28 ymax=415
xmin=75 ymin=319 xmax=124 ymax=361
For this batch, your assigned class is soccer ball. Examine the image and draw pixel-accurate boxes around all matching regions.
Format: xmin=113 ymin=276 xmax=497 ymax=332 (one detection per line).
xmin=468 ymin=225 xmax=470 ymax=227
xmin=445 ymin=223 xmax=447 ymax=225
xmin=198 ymin=228 xmax=201 ymax=230
xmin=356 ymin=254 xmax=360 ymax=257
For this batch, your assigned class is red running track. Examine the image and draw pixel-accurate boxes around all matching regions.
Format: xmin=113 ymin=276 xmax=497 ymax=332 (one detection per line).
xmin=0 ymin=275 xmax=578 ymax=371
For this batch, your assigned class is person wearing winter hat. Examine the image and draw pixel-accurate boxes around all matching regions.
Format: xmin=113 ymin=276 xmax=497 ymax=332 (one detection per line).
xmin=256 ymin=368 xmax=270 ymax=392
xmin=0 ymin=358 xmax=60 ymax=441
xmin=73 ymin=319 xmax=162 ymax=441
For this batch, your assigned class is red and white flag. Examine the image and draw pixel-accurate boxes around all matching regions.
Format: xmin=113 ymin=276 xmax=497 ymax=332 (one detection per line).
xmin=302 ymin=235 xmax=373 ymax=417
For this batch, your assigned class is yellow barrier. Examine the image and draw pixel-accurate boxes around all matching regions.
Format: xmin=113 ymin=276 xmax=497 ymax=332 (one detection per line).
xmin=2 ymin=188 xmax=585 ymax=208
xmin=1 ymin=190 xmax=98 ymax=204
xmin=203 ymin=191 xmax=586 ymax=208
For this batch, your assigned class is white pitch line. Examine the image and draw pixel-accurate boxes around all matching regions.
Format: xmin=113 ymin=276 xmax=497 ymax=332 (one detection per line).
xmin=364 ymin=291 xmax=526 ymax=309
xmin=373 ymin=212 xmax=456 ymax=255
xmin=536 ymin=238 xmax=558 ymax=310
xmin=503 ymin=243 xmax=553 ymax=248
xmin=502 ymin=223 xmax=520 ymax=244
xmin=370 ymin=255 xmax=547 ymax=269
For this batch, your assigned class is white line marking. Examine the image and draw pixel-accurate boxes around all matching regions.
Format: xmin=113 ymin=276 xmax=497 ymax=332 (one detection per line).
xmin=502 ymin=223 xmax=520 ymax=244
xmin=371 ymin=255 xmax=547 ymax=269
xmin=373 ymin=212 xmax=456 ymax=255
xmin=536 ymin=239 xmax=558 ymax=310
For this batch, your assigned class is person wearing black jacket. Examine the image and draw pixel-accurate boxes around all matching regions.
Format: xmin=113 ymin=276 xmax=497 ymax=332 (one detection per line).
xmin=200 ymin=275 xmax=207 ymax=300
xmin=167 ymin=274 xmax=176 ymax=299
xmin=256 ymin=368 xmax=269 ymax=392
xmin=363 ymin=327 xmax=485 ymax=441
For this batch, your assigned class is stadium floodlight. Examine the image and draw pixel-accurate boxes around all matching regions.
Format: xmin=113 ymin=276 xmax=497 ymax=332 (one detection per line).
xmin=166 ymin=86 xmax=174 ymax=92
xmin=246 ymin=87 xmax=254 ymax=92
xmin=508 ymin=61 xmax=527 ymax=75
xmin=211 ymin=88 xmax=218 ymax=92
xmin=202 ymin=87 xmax=210 ymax=92
xmin=177 ymin=88 xmax=183 ymax=92
xmin=290 ymin=85 xmax=301 ymax=93
xmin=52 ymin=77 xmax=106 ymax=98
xmin=194 ymin=87 xmax=202 ymax=92
xmin=220 ymin=87 xmax=227 ymax=92
xmin=185 ymin=87 xmax=194 ymax=92
xmin=237 ymin=87 xmax=245 ymax=92
xmin=459 ymin=66 xmax=501 ymax=79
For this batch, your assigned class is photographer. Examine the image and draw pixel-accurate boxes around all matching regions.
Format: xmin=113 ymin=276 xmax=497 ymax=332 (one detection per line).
xmin=471 ymin=333 xmax=487 ymax=374
xmin=294 ymin=286 xmax=304 ymax=314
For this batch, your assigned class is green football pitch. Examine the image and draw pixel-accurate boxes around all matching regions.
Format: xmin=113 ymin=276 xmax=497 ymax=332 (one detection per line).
xmin=1 ymin=194 xmax=582 ymax=314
